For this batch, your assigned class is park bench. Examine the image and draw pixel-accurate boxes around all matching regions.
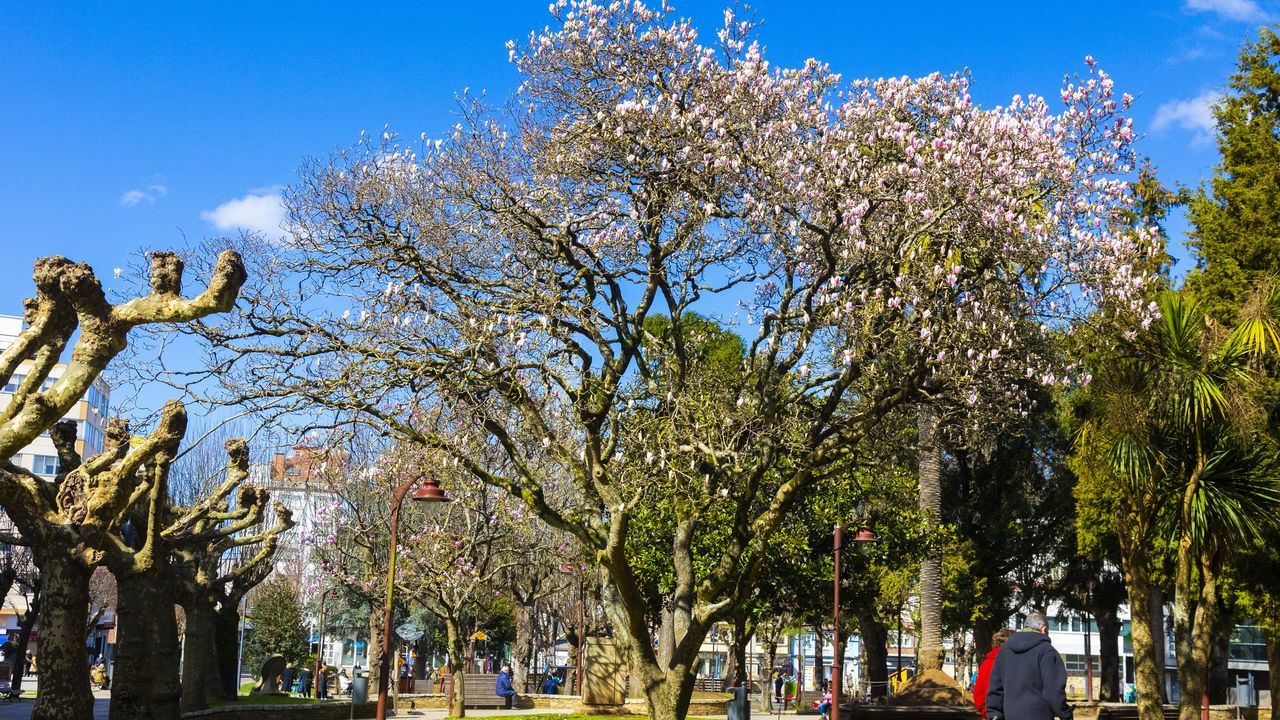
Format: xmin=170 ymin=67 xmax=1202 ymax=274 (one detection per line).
xmin=1096 ymin=704 xmax=1180 ymax=720
xmin=441 ymin=673 xmax=508 ymax=708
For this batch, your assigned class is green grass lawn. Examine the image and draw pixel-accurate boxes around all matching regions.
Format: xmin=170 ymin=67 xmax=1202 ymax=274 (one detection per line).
xmin=482 ymin=716 xmax=718 ymax=720
xmin=216 ymin=683 xmax=324 ymax=707
xmin=216 ymin=694 xmax=323 ymax=706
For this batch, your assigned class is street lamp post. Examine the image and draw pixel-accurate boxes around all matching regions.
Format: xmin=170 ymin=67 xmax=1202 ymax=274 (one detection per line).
xmin=832 ymin=527 xmax=875 ymax=711
xmin=577 ymin=574 xmax=585 ymax=695
xmin=315 ymin=587 xmax=336 ymax=699
xmin=375 ymin=475 xmax=449 ymax=720
xmin=1084 ymin=579 xmax=1095 ymax=702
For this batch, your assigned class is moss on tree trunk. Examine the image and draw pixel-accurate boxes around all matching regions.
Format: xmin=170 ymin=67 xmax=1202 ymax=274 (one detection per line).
xmin=1122 ymin=535 xmax=1167 ymax=720
xmin=180 ymin=598 xmax=221 ymax=713
xmin=151 ymin=579 xmax=183 ymax=720
xmin=109 ymin=571 xmax=156 ymax=720
xmin=30 ymin=552 xmax=93 ymax=720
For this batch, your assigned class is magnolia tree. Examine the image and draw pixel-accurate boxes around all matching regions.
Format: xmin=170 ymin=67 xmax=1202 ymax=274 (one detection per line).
xmin=308 ymin=437 xmax=555 ymax=717
xmin=396 ymin=452 xmax=524 ymax=718
xmin=176 ymin=4 xmax=1159 ymax=718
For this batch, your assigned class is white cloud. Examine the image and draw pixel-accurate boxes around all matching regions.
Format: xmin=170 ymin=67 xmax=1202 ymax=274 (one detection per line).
xmin=201 ymin=188 xmax=287 ymax=240
xmin=119 ymin=184 xmax=168 ymax=207
xmin=1184 ymin=0 xmax=1268 ymax=21
xmin=1152 ymin=90 xmax=1221 ymax=146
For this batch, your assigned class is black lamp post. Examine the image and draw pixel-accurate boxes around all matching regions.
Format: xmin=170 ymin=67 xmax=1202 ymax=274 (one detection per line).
xmin=832 ymin=526 xmax=876 ymax=712
xmin=376 ymin=475 xmax=449 ymax=720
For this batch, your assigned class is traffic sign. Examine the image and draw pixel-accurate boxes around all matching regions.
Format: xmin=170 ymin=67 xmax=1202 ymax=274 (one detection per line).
xmin=396 ymin=623 xmax=424 ymax=642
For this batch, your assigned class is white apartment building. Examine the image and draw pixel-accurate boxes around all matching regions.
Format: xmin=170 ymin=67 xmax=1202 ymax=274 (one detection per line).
xmin=248 ymin=442 xmax=339 ymax=584
xmin=1 ymin=314 xmax=111 ymax=474
xmin=0 ymin=313 xmax=114 ymax=665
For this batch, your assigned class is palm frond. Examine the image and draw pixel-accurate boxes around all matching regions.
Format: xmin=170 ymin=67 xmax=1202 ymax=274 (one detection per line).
xmin=1172 ymin=437 xmax=1280 ymax=551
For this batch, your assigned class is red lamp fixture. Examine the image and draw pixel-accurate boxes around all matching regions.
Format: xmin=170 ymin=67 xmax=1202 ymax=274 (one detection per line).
xmin=412 ymin=475 xmax=449 ymax=502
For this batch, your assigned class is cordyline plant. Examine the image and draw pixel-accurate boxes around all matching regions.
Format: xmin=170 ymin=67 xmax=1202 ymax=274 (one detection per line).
xmin=0 ymin=250 xmax=244 ymax=720
xmin=173 ymin=4 xmax=1160 ymax=718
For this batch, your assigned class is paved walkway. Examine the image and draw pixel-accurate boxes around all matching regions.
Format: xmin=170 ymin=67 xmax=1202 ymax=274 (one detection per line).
xmin=395 ymin=708 xmax=731 ymax=719
xmin=0 ymin=688 xmax=111 ymax=720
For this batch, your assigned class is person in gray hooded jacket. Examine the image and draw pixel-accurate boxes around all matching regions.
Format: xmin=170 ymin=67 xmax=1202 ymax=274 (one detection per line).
xmin=985 ymin=611 xmax=1073 ymax=720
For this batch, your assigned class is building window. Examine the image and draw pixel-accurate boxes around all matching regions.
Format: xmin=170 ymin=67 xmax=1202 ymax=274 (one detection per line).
xmin=1062 ymin=654 xmax=1101 ymax=673
xmin=81 ymin=422 xmax=103 ymax=454
xmin=2 ymin=374 xmax=25 ymax=393
xmin=34 ymin=455 xmax=58 ymax=476
xmin=86 ymin=384 xmax=109 ymax=417
xmin=1229 ymin=625 xmax=1268 ymax=662
xmin=1051 ymin=616 xmax=1070 ymax=632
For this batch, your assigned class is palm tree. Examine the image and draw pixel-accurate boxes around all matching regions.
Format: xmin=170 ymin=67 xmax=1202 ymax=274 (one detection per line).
xmin=1075 ymin=288 xmax=1280 ymax=720
xmin=916 ymin=402 xmax=945 ymax=673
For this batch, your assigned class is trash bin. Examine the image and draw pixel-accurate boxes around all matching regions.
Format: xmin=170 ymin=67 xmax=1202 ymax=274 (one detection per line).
xmin=728 ymin=685 xmax=751 ymax=720
xmin=352 ymin=672 xmax=370 ymax=704
xmin=1236 ymin=677 xmax=1255 ymax=707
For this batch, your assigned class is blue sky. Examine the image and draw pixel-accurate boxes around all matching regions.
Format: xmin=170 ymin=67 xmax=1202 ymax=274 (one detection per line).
xmin=0 ymin=0 xmax=1274 ymax=322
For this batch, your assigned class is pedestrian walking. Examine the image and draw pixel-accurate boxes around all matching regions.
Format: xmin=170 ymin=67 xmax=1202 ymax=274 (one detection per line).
xmin=973 ymin=628 xmax=1015 ymax=718
xmin=316 ymin=663 xmax=329 ymax=699
xmin=280 ymin=662 xmax=297 ymax=695
xmin=985 ymin=611 xmax=1073 ymax=720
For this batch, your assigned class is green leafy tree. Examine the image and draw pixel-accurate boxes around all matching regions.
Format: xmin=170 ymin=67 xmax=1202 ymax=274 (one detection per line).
xmin=1184 ymin=27 xmax=1280 ymax=324
xmin=1180 ymin=28 xmax=1280 ymax=716
xmin=246 ymin=579 xmax=309 ymax=671
xmin=1073 ymin=289 xmax=1280 ymax=720
xmin=941 ymin=395 xmax=1076 ymax=657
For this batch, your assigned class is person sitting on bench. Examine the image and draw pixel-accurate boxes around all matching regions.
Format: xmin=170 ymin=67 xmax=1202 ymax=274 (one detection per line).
xmin=496 ymin=664 xmax=517 ymax=708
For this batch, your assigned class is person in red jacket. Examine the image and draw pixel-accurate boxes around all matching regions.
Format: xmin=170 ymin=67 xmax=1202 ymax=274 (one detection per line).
xmin=973 ymin=628 xmax=1015 ymax=718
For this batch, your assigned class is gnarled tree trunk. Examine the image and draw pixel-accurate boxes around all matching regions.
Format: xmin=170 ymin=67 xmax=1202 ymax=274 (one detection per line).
xmin=180 ymin=598 xmax=221 ymax=712
xmin=972 ymin=619 xmax=994 ymax=660
xmin=213 ymin=604 xmax=242 ymax=699
xmin=31 ymin=551 xmax=93 ymax=720
xmin=445 ymin=616 xmax=467 ymax=718
xmin=859 ymin=614 xmax=889 ymax=702
xmin=813 ymin=626 xmax=825 ymax=690
xmin=513 ymin=599 xmax=536 ymax=693
xmin=1151 ymin=588 xmax=1168 ymax=702
xmin=151 ymin=581 xmax=183 ymax=720
xmin=730 ymin=616 xmax=753 ymax=688
xmin=1097 ymin=603 xmax=1122 ymax=702
xmin=110 ymin=571 xmax=157 ymax=720
xmin=1121 ymin=534 xmax=1165 ymax=720
xmin=10 ymin=587 xmax=38 ymax=693
xmin=1207 ymin=618 xmax=1231 ymax=705
xmin=1174 ymin=541 xmax=1219 ymax=720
